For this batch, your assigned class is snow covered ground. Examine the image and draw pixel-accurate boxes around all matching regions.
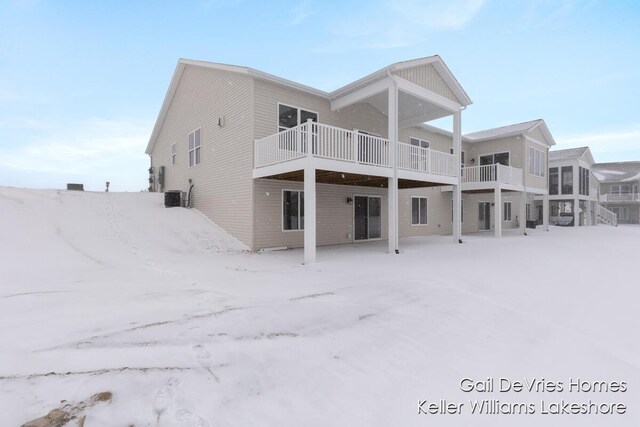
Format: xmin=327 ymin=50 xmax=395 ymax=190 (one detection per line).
xmin=0 ymin=187 xmax=638 ymax=426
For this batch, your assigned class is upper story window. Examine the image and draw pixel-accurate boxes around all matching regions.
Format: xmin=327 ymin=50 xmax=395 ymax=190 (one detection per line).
xmin=188 ymin=128 xmax=201 ymax=167
xmin=561 ymin=166 xmax=573 ymax=194
xmin=480 ymin=152 xmax=509 ymax=166
xmin=410 ymin=137 xmax=430 ymax=148
xmin=278 ymin=104 xmax=318 ymax=132
xmin=549 ymin=167 xmax=559 ymax=195
xmin=529 ymin=147 xmax=545 ymax=177
xmin=171 ymin=142 xmax=177 ymax=165
xmin=579 ymin=167 xmax=589 ymax=196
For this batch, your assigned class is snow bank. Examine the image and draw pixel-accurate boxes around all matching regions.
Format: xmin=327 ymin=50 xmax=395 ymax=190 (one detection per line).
xmin=0 ymin=187 xmax=638 ymax=426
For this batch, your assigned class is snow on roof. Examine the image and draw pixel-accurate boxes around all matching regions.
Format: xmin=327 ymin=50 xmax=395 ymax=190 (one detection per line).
xmin=591 ymin=162 xmax=640 ymax=182
xmin=549 ymin=147 xmax=589 ymax=160
xmin=464 ymin=119 xmax=550 ymax=143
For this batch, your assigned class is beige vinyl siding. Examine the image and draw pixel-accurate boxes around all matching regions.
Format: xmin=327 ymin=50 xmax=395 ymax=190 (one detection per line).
xmin=466 ymin=136 xmax=524 ymax=169
xmin=528 ymin=126 xmax=547 ymax=143
xmin=253 ymin=79 xmax=387 ymax=141
xmin=393 ymin=64 xmax=459 ymax=104
xmin=398 ymin=187 xmax=453 ymax=237
xmin=399 ymin=127 xmax=453 ymax=154
xmin=460 ymin=192 xmax=531 ymax=234
xmin=150 ymin=65 xmax=254 ymax=247
xmin=254 ymin=179 xmax=388 ymax=250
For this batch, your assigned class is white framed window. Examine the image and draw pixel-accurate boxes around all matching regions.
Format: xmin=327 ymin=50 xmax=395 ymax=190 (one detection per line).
xmin=411 ymin=197 xmax=428 ymax=225
xmin=188 ymin=128 xmax=201 ymax=167
xmin=278 ymin=103 xmax=318 ymax=132
xmin=171 ymin=142 xmax=177 ymax=165
xmin=529 ymin=147 xmax=545 ymax=177
xmin=410 ymin=137 xmax=430 ymax=148
xmin=480 ymin=152 xmax=509 ymax=166
xmin=283 ymin=190 xmax=304 ymax=231
xmin=504 ymin=201 xmax=512 ymax=221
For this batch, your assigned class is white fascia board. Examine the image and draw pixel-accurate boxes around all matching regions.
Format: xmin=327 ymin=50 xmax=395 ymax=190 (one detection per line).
xmin=536 ymin=120 xmax=556 ymax=146
xmin=524 ymin=135 xmax=551 ymax=149
xmin=391 ymin=56 xmax=472 ymax=107
xmin=431 ymin=60 xmax=473 ymax=106
xmin=393 ymin=76 xmax=461 ymax=113
xmin=179 ymin=58 xmax=250 ymax=75
xmin=146 ymin=62 xmax=186 ymax=154
xmin=389 ymin=56 xmax=440 ymax=72
xmin=181 ymin=58 xmax=329 ymax=99
xmin=330 ymin=78 xmax=391 ymax=111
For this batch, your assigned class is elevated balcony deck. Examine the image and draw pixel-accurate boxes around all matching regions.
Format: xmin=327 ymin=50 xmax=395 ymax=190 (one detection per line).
xmin=599 ymin=193 xmax=640 ymax=203
xmin=460 ymin=164 xmax=524 ymax=192
xmin=253 ymin=121 xmax=458 ymax=186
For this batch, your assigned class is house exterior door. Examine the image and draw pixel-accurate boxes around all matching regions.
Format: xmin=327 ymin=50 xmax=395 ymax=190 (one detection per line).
xmin=478 ymin=202 xmax=491 ymax=231
xmin=354 ymin=196 xmax=381 ymax=240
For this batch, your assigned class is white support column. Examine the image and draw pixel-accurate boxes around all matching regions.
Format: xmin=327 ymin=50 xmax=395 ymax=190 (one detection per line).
xmin=452 ymin=111 xmax=462 ymax=243
xmin=304 ymin=121 xmax=316 ymax=264
xmin=543 ymin=194 xmax=549 ymax=231
xmin=388 ymin=79 xmax=399 ymax=254
xmin=494 ymin=186 xmax=502 ymax=237
xmin=573 ymin=165 xmax=580 ymax=227
xmin=519 ymin=191 xmax=527 ymax=235
xmin=304 ymin=166 xmax=316 ymax=264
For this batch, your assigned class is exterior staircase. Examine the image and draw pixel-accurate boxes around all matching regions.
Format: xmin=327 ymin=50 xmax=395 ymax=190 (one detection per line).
xmin=597 ymin=204 xmax=618 ymax=226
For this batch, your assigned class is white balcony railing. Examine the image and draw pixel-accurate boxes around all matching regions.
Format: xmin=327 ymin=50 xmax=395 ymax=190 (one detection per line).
xmin=599 ymin=193 xmax=640 ymax=202
xmin=254 ymin=121 xmax=458 ymax=178
xmin=597 ymin=204 xmax=618 ymax=226
xmin=461 ymin=164 xmax=523 ymax=186
xmin=396 ymin=143 xmax=457 ymax=176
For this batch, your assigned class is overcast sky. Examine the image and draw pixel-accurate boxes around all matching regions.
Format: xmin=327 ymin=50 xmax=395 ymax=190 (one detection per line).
xmin=1 ymin=0 xmax=639 ymax=191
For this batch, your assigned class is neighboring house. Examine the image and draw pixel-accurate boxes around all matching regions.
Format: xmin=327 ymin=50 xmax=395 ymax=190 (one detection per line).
xmin=592 ymin=162 xmax=640 ymax=224
xmin=399 ymin=120 xmax=554 ymax=238
xmin=546 ymin=147 xmax=601 ymax=226
xmin=145 ymin=56 xmax=552 ymax=263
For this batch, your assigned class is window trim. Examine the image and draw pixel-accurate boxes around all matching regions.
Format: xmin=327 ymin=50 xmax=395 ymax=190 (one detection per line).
xmin=528 ymin=146 xmax=545 ymax=177
xmin=409 ymin=137 xmax=430 ymax=148
xmin=352 ymin=194 xmax=383 ymax=241
xmin=276 ymin=102 xmax=319 ymax=133
xmin=549 ymin=167 xmax=559 ymax=195
xmin=171 ymin=142 xmax=177 ymax=166
xmin=503 ymin=201 xmax=512 ymax=222
xmin=411 ymin=196 xmax=428 ymax=226
xmin=282 ymin=189 xmax=304 ymax=232
xmin=188 ymin=127 xmax=202 ymax=167
xmin=560 ymin=165 xmax=573 ymax=195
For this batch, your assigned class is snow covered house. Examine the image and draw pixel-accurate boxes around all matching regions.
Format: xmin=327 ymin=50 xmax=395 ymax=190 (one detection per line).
xmin=145 ymin=56 xmax=553 ymax=263
xmin=592 ymin=161 xmax=640 ymax=224
xmin=546 ymin=147 xmax=603 ymax=226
